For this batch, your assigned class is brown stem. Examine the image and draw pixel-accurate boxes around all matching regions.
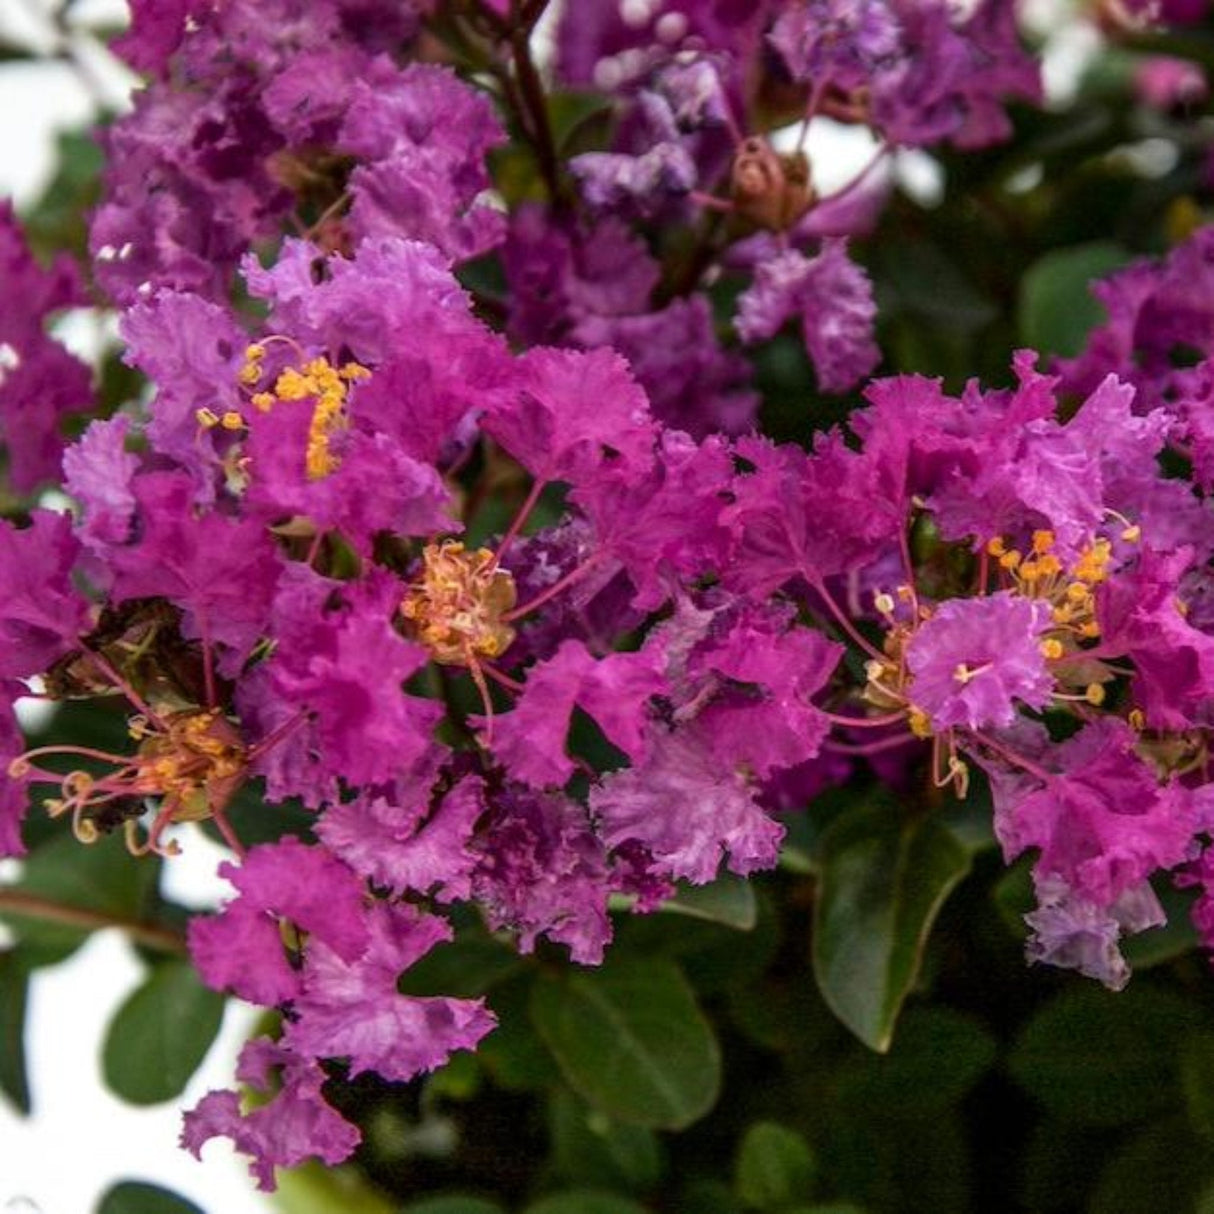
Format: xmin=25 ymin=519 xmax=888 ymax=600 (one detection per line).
xmin=0 ymin=889 xmax=188 ymax=956
xmin=508 ymin=16 xmax=562 ymax=201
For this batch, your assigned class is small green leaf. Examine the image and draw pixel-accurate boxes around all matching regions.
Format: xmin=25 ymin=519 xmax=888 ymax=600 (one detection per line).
xmin=1009 ymin=985 xmax=1206 ymax=1127
xmin=97 ymin=1180 xmax=204 ymax=1214
xmin=102 ymin=960 xmax=225 ymax=1104
xmin=1 ymin=832 xmax=164 ymax=965
xmin=398 ymin=1199 xmax=504 ymax=1214
xmin=1018 ymin=241 xmax=1132 ymax=357
xmin=734 ymin=1121 xmax=817 ymax=1209
xmin=1182 ymin=1032 xmax=1214 ymax=1140
xmin=0 ymin=950 xmax=31 ymax=1113
xmin=530 ymin=957 xmax=721 ymax=1129
xmin=273 ymin=1160 xmax=397 ymax=1214
xmin=657 ymin=873 xmax=758 ymax=930
xmin=524 ymin=1193 xmax=649 ymax=1214
xmin=812 ymin=800 xmax=971 ymax=1051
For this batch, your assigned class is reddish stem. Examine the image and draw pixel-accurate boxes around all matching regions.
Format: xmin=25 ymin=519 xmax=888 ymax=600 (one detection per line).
xmin=818 ymin=707 xmax=909 ymax=731
xmin=802 ymin=568 xmax=887 ymax=663
xmin=966 ymin=730 xmax=1054 ymax=783
xmin=82 ymin=646 xmax=165 ymax=729
xmin=482 ymin=663 xmax=525 ymax=694
xmin=495 ymin=478 xmax=547 ymax=565
xmin=823 ymin=733 xmax=920 ymax=757
xmin=504 ymin=553 xmax=605 ymax=622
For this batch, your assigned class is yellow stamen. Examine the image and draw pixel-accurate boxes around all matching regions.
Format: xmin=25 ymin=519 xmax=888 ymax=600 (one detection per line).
xmin=908 ymin=708 xmax=933 ymax=739
xmin=401 ymin=542 xmax=517 ymax=666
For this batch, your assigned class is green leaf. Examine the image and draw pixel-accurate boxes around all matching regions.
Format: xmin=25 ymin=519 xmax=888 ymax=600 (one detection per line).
xmin=396 ymin=933 xmax=525 ymax=999
xmin=102 ymin=960 xmax=225 ymax=1104
xmin=549 ymin=1089 xmax=664 ymax=1192
xmin=1009 ymin=985 xmax=1207 ymax=1127
xmin=398 ymin=1199 xmax=504 ymax=1214
xmin=1 ymin=832 xmax=164 ymax=965
xmin=477 ymin=973 xmax=562 ymax=1091
xmin=734 ymin=1121 xmax=817 ymax=1209
xmin=832 ymin=1007 xmax=997 ymax=1117
xmin=1182 ymin=1031 xmax=1214 ymax=1140
xmin=0 ymin=950 xmax=31 ymax=1113
xmin=272 ymin=1160 xmax=397 ymax=1214
xmin=876 ymin=239 xmax=999 ymax=333
xmin=97 ymin=1180 xmax=204 ymax=1214
xmin=21 ymin=127 xmax=104 ymax=263
xmin=1018 ymin=241 xmax=1132 ymax=357
xmin=530 ymin=956 xmax=721 ymax=1129
xmin=524 ymin=1193 xmax=649 ymax=1214
xmin=1122 ymin=883 xmax=1199 ymax=968
xmin=656 ymin=873 xmax=758 ymax=930
xmin=1089 ymin=1115 xmax=1213 ymax=1214
xmin=812 ymin=800 xmax=971 ymax=1051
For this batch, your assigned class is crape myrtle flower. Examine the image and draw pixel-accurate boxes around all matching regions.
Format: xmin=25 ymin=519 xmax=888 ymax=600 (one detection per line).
xmin=94 ymin=2 xmax=499 ymax=303
xmin=904 ymin=592 xmax=1054 ymax=732
xmin=984 ymin=719 xmax=1197 ymax=915
xmin=558 ymin=4 xmax=1040 ymax=405
xmin=501 ymin=206 xmax=659 ymax=347
xmin=734 ymin=240 xmax=880 ymax=394
xmin=13 ymin=218 xmax=870 ymax=1183
xmin=0 ymin=204 xmax=94 ymax=494
xmin=769 ymin=0 xmax=903 ymax=93
xmin=1024 ymin=874 xmax=1165 ymax=992
xmin=1056 ymin=226 xmax=1214 ymax=489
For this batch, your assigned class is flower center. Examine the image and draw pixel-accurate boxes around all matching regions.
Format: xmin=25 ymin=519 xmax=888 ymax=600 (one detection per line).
xmin=11 ymin=708 xmax=248 ymax=854
xmin=400 ymin=541 xmax=517 ymax=666
xmin=233 ymin=343 xmax=370 ymax=480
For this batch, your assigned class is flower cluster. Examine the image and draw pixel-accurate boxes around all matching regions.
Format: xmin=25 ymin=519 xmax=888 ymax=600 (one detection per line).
xmin=5 ymin=0 xmax=1214 ymax=1194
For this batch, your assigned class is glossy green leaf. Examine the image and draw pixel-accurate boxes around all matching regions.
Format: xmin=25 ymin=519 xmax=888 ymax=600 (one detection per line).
xmin=477 ymin=973 xmax=562 ymax=1091
xmin=524 ymin=1193 xmax=649 ymax=1214
xmin=812 ymin=801 xmax=971 ymax=1051
xmin=396 ymin=933 xmax=525 ymax=999
xmin=1009 ymin=985 xmax=1206 ymax=1127
xmin=734 ymin=1121 xmax=817 ymax=1209
xmin=656 ymin=873 xmax=758 ymax=930
xmin=1018 ymin=241 xmax=1131 ymax=357
xmin=97 ymin=1180 xmax=204 ymax=1214
xmin=102 ymin=960 xmax=225 ymax=1104
xmin=549 ymin=1089 xmax=664 ymax=1192
xmin=530 ymin=957 xmax=720 ymax=1129
xmin=0 ymin=950 xmax=31 ymax=1114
